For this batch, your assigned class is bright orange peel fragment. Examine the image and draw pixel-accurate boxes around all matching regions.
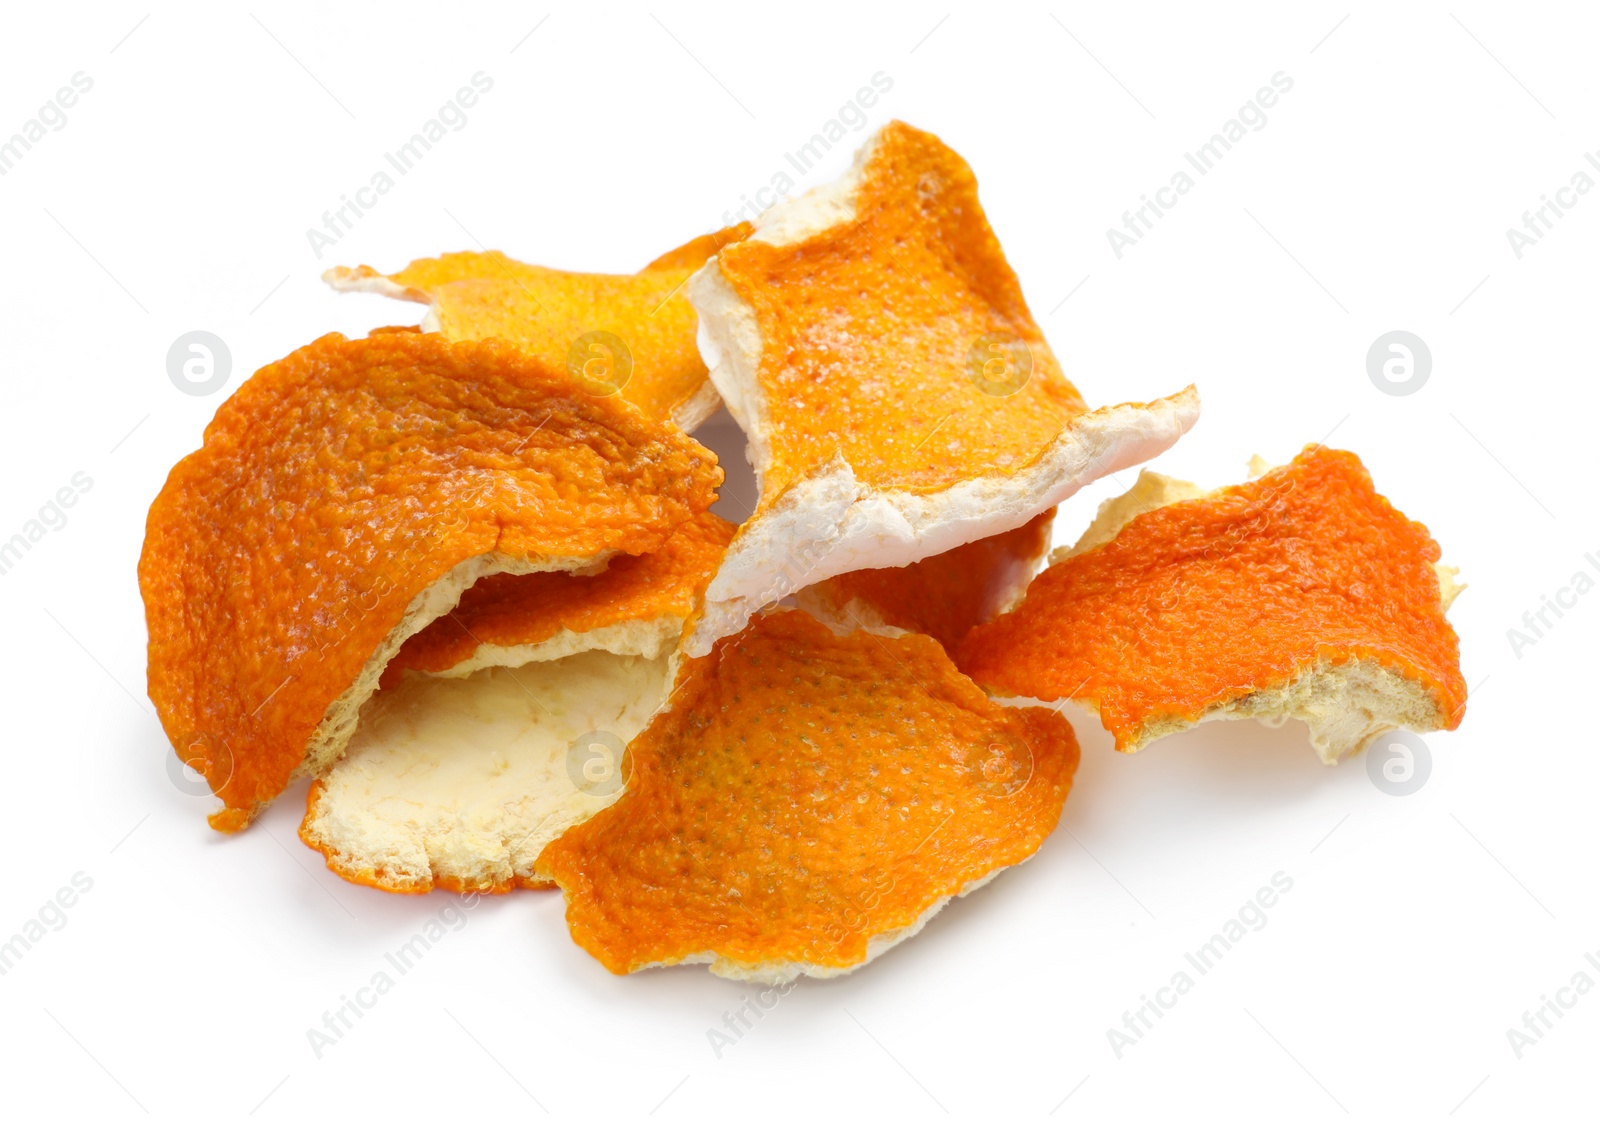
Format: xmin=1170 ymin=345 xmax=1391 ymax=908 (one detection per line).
xmin=537 ymin=609 xmax=1080 ymax=981
xmin=686 ymin=121 xmax=1198 ymax=653
xmin=299 ymin=512 xmax=734 ymax=896
xmin=139 ymin=331 xmax=720 ymax=831
xmin=958 ymin=447 xmax=1467 ymax=761
xmin=382 ymin=510 xmax=735 ymax=685
xmin=325 ymin=225 xmax=750 ymax=430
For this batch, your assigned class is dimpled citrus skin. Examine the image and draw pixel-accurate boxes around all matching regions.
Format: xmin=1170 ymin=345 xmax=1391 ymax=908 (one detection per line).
xmin=715 ymin=121 xmax=1087 ymax=498
xmin=139 ymin=332 xmax=721 ymax=831
xmin=347 ymin=225 xmax=749 ymax=423
xmin=809 ymin=509 xmax=1054 ymax=651
xmin=537 ymin=610 xmax=1080 ymax=977
xmin=384 ymin=511 xmax=735 ymax=683
xmin=957 ymin=447 xmax=1467 ymax=748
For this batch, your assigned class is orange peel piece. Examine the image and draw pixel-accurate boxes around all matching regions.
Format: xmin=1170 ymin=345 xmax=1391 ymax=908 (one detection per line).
xmin=794 ymin=508 xmax=1055 ymax=652
xmin=139 ymin=331 xmax=721 ymax=832
xmin=684 ymin=121 xmax=1198 ymax=654
xmin=382 ymin=511 xmax=735 ymax=684
xmin=325 ymin=225 xmax=750 ymax=431
xmin=299 ymin=649 xmax=674 ymax=895
xmin=957 ymin=446 xmax=1467 ymax=762
xmin=537 ymin=609 xmax=1080 ymax=982
xmin=298 ymin=512 xmax=735 ymax=895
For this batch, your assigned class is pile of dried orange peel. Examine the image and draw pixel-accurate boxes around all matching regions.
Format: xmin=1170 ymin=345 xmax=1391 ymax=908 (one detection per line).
xmin=139 ymin=122 xmax=1465 ymax=982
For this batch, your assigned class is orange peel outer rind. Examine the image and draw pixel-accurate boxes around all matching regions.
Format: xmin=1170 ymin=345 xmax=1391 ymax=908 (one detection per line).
xmin=640 ymin=225 xmax=752 ymax=272
xmin=957 ymin=446 xmax=1467 ymax=749
xmin=383 ymin=510 xmax=735 ymax=685
xmin=537 ymin=609 xmax=1080 ymax=979
xmin=335 ymin=225 xmax=749 ymax=425
xmin=139 ymin=332 xmax=721 ymax=831
xmin=713 ymin=121 xmax=1089 ymax=501
xmin=801 ymin=508 xmax=1055 ymax=651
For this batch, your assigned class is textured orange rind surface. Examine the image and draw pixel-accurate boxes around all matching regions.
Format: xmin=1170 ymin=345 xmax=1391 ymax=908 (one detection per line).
xmin=326 ymin=225 xmax=749 ymax=429
xmin=139 ymin=331 xmax=720 ymax=831
xmin=537 ymin=609 xmax=1080 ymax=981
xmin=957 ymin=446 xmax=1466 ymax=756
xmin=383 ymin=511 xmax=734 ymax=685
xmin=710 ymin=122 xmax=1091 ymax=498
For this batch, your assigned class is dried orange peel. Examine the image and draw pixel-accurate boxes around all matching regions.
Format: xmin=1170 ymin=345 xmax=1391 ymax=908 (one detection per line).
xmin=139 ymin=331 xmax=720 ymax=832
xmin=298 ymin=512 xmax=734 ymax=895
xmin=684 ymin=121 xmax=1198 ymax=654
xmin=299 ymin=649 xmax=674 ymax=895
xmin=325 ymin=225 xmax=749 ymax=431
xmin=536 ymin=609 xmax=1080 ymax=982
xmin=958 ymin=446 xmax=1467 ymax=762
xmin=382 ymin=511 xmax=735 ymax=684
xmin=794 ymin=508 xmax=1055 ymax=651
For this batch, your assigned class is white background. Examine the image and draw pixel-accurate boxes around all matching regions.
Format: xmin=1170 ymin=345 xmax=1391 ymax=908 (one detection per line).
xmin=1 ymin=2 xmax=1594 ymax=1124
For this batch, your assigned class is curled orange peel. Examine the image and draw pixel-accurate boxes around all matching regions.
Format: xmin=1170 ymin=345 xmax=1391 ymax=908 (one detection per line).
xmin=382 ymin=510 xmax=735 ymax=685
xmin=139 ymin=331 xmax=720 ymax=832
xmin=298 ymin=512 xmax=734 ymax=895
xmin=957 ymin=446 xmax=1467 ymax=761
